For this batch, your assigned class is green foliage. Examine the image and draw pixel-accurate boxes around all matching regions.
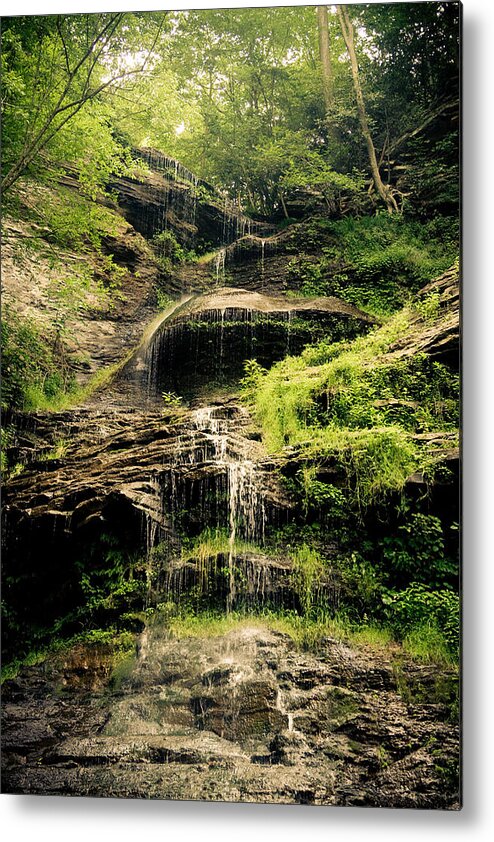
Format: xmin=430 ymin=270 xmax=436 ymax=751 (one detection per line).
xmin=1 ymin=287 xmax=145 ymax=416
xmin=286 ymin=256 xmax=326 ymax=298
xmin=1 ymin=426 xmax=17 ymax=477
xmin=158 ymin=606 xmax=421 ymax=661
xmin=1 ymin=306 xmax=75 ymax=410
xmin=402 ymin=624 xmax=454 ymax=666
xmin=152 ymin=230 xmax=188 ymax=266
xmin=1 ymin=7 xmax=460 ymax=698
xmin=287 ymin=216 xmax=458 ymax=315
xmin=1 ymin=629 xmax=134 ymax=684
xmin=78 ymin=533 xmax=145 ymax=619
xmin=38 ymin=436 xmax=70 ymax=462
xmin=161 ymin=391 xmax=183 ymax=409
xmin=179 ymin=527 xmax=261 ymax=564
xmin=8 ymin=184 xmax=128 ymax=335
xmin=298 ymin=466 xmax=347 ymax=517
xmin=247 ymin=301 xmax=458 ymax=508
xmin=337 ymin=552 xmax=385 ymax=621
xmin=1 ymin=13 xmax=167 ymax=191
xmin=383 ymin=583 xmax=459 ymax=657
xmin=156 ymin=290 xmax=174 ymax=310
xmin=50 ymin=103 xmax=134 ymax=200
xmin=2 ymin=5 xmax=459 ymax=216
xmin=240 ymin=358 xmax=267 ymax=400
xmin=290 ymin=544 xmax=325 ymax=615
xmin=380 ymin=514 xmax=458 ymax=588
xmin=415 ymin=292 xmax=441 ymax=323
xmin=38 ymin=187 xmax=121 ymax=254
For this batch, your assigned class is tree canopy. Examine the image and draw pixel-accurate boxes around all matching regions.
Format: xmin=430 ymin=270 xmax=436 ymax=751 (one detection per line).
xmin=1 ymin=4 xmax=460 ymax=215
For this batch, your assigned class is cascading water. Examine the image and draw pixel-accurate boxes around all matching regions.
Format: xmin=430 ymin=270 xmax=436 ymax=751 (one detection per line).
xmin=192 ymin=406 xmax=266 ymax=612
xmin=214 ymin=248 xmax=226 ymax=285
xmin=276 ymin=688 xmax=294 ymax=733
xmin=138 ymin=148 xmax=274 ymax=250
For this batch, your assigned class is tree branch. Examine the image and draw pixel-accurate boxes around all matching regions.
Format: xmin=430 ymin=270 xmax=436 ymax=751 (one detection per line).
xmin=379 ymin=98 xmax=459 ymax=165
xmin=1 ymin=12 xmax=168 ymax=192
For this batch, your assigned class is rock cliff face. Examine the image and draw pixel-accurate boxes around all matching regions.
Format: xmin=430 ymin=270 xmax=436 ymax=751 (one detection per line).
xmin=109 ymin=148 xmax=274 ymax=251
xmin=2 ymin=195 xmax=161 ymax=385
xmin=1 ymin=625 xmax=459 ymax=807
xmin=1 ymin=273 xmax=378 ymax=655
xmin=389 ymin=264 xmax=459 ymax=368
xmin=1 ymin=401 xmax=296 ymax=658
xmin=116 ymin=286 xmax=376 ymax=405
xmin=1 ymin=150 xmax=460 ymax=808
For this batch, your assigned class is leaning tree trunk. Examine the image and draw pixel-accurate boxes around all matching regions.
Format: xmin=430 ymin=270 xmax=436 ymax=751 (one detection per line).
xmin=337 ymin=5 xmax=399 ymax=214
xmin=317 ymin=6 xmax=334 ymax=117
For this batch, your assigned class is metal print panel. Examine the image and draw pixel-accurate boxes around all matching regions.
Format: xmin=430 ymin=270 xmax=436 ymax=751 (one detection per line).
xmin=1 ymin=2 xmax=461 ymax=808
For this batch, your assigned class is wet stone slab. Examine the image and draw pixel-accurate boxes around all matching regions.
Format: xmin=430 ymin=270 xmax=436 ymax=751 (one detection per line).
xmin=1 ymin=624 xmax=460 ymax=808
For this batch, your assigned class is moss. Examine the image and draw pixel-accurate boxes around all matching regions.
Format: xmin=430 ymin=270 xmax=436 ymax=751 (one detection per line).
xmin=326 ymin=686 xmax=359 ymax=717
xmin=402 ymin=624 xmax=453 ymax=666
xmin=157 ymin=607 xmax=417 ymax=660
xmin=1 ymin=306 xmax=76 ymax=411
xmin=246 ymin=304 xmax=458 ymax=508
xmin=290 ymin=544 xmax=326 ymax=614
xmin=284 ymin=215 xmax=458 ymax=316
xmin=1 ymin=629 xmax=135 ymax=684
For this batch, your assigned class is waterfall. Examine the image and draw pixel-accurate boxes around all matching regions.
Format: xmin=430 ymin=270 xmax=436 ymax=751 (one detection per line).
xmin=192 ymin=407 xmax=266 ymax=546
xmin=138 ymin=148 xmax=276 ymax=252
xmin=276 ymin=688 xmax=294 ymax=732
xmin=214 ymin=249 xmax=226 ymax=285
xmin=139 ymin=148 xmax=200 ymax=242
xmin=218 ymin=309 xmax=226 ymax=372
xmin=193 ymin=407 xmax=266 ymax=612
xmin=140 ymin=148 xmax=200 ymax=190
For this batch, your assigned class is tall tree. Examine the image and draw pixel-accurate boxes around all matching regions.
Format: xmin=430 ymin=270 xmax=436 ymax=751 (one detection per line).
xmin=337 ymin=4 xmax=398 ymax=214
xmin=316 ymin=6 xmax=333 ymax=119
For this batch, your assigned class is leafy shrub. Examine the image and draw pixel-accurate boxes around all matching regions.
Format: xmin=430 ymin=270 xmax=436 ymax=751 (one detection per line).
xmin=152 ymin=230 xmax=188 ymax=264
xmin=76 ymin=533 xmax=146 ymax=626
xmin=380 ymin=513 xmax=458 ymax=588
xmin=415 ymin=292 xmax=441 ymax=323
xmin=290 ymin=215 xmax=458 ymax=316
xmin=35 ymin=186 xmax=121 ymax=254
xmin=337 ymin=552 xmax=384 ymax=621
xmin=1 ymin=306 xmax=75 ymax=410
xmin=240 ymin=358 xmax=267 ymax=399
xmin=384 ymin=583 xmax=459 ymax=656
xmin=286 ymin=257 xmax=327 ymax=297
xmin=298 ymin=466 xmax=347 ymax=517
xmin=161 ymin=391 xmax=182 ymax=408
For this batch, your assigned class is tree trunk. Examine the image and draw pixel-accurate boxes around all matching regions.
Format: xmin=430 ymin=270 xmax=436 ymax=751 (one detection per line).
xmin=337 ymin=5 xmax=398 ymax=214
xmin=316 ymin=6 xmax=333 ymax=117
xmin=278 ymin=191 xmax=289 ymax=219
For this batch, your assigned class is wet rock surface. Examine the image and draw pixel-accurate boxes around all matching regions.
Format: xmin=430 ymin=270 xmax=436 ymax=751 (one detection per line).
xmin=2 ymin=403 xmax=289 ymax=534
xmin=174 ymin=286 xmax=375 ymax=321
xmin=112 ymin=286 xmax=375 ymax=405
xmin=109 ymin=149 xmax=274 ymax=252
xmin=1 ymin=625 xmax=459 ymax=807
xmin=1 ymin=402 xmax=295 ymax=658
xmin=2 ymin=212 xmax=160 ymax=385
